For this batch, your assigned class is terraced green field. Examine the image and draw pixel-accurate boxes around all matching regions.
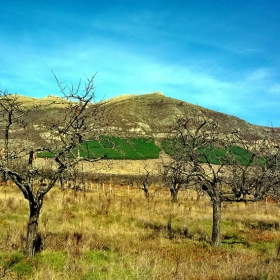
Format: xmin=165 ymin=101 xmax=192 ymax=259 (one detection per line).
xmin=39 ymin=136 xmax=261 ymax=166
xmin=162 ymin=139 xmax=255 ymax=165
xmin=38 ymin=136 xmax=161 ymax=160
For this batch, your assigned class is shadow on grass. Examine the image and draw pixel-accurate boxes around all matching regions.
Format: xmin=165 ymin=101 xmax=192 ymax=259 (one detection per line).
xmin=137 ymin=218 xmax=193 ymax=240
xmin=243 ymin=221 xmax=279 ymax=231
xmin=221 ymin=235 xmax=250 ymax=247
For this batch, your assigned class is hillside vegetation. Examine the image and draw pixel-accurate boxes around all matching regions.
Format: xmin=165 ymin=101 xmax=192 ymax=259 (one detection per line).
xmin=38 ymin=135 xmax=258 ymax=166
xmin=99 ymin=92 xmax=279 ymax=141
xmin=38 ymin=136 xmax=161 ymax=160
xmin=3 ymin=92 xmax=278 ymax=144
xmin=1 ymin=92 xmax=279 ymax=173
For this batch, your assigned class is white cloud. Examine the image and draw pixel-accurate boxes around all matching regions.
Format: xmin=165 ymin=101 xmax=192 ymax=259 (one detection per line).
xmin=0 ymin=30 xmax=280 ymax=126
xmin=245 ymin=68 xmax=271 ymax=81
xmin=269 ymin=84 xmax=280 ymax=95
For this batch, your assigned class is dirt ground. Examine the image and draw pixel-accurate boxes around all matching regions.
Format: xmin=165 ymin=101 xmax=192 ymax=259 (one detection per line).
xmin=35 ymin=152 xmax=171 ymax=177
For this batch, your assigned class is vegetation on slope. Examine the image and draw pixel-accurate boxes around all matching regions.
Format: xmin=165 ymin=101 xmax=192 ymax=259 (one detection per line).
xmin=162 ymin=139 xmax=255 ymax=166
xmin=2 ymin=92 xmax=278 ymax=144
xmin=38 ymin=135 xmax=258 ymax=165
xmin=38 ymin=136 xmax=161 ymax=160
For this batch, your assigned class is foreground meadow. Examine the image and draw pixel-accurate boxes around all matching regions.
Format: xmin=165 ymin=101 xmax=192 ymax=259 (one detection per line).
xmin=0 ymin=183 xmax=279 ymax=279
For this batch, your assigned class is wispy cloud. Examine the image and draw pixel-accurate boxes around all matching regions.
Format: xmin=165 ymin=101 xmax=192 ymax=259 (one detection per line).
xmin=1 ymin=1 xmax=280 ymax=126
xmin=1 ymin=35 xmax=279 ymax=126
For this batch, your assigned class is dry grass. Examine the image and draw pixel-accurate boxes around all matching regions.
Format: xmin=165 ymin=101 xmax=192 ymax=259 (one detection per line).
xmin=0 ymin=184 xmax=279 ymax=279
xmin=12 ymin=94 xmax=69 ymax=108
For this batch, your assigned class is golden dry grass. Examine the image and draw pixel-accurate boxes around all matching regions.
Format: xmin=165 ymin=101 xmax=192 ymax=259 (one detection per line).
xmin=14 ymin=94 xmax=69 ymax=108
xmin=0 ymin=183 xmax=279 ymax=279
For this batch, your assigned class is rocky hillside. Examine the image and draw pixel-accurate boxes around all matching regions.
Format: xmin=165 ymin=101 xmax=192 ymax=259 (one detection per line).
xmin=100 ymin=92 xmax=279 ymax=142
xmin=1 ymin=92 xmax=279 ymax=144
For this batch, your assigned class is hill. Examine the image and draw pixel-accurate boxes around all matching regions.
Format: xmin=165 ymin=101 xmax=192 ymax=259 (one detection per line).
xmin=0 ymin=92 xmax=279 ymax=176
xmin=100 ymin=92 xmax=279 ymax=142
xmin=1 ymin=92 xmax=279 ymax=144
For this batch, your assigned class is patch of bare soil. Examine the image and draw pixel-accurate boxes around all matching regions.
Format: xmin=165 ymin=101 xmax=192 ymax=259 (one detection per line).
xmin=35 ymin=153 xmax=171 ymax=176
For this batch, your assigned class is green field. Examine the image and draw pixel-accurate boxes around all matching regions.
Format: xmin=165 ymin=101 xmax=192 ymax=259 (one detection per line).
xmin=39 ymin=136 xmax=257 ymax=164
xmin=162 ymin=139 xmax=255 ymax=165
xmin=38 ymin=136 xmax=161 ymax=160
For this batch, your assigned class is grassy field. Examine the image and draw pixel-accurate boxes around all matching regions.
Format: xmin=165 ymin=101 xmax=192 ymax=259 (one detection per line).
xmin=0 ymin=183 xmax=280 ymax=279
xmin=162 ymin=139 xmax=257 ymax=166
xmin=38 ymin=136 xmax=161 ymax=160
xmin=38 ymin=135 xmax=254 ymax=165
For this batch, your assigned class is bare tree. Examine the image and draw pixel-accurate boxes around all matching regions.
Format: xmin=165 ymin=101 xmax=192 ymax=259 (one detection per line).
xmin=132 ymin=166 xmax=161 ymax=200
xmin=166 ymin=116 xmax=280 ymax=247
xmin=161 ymin=159 xmax=188 ymax=202
xmin=0 ymin=93 xmax=33 ymax=182
xmin=165 ymin=116 xmax=229 ymax=245
xmin=133 ymin=167 xmax=153 ymax=199
xmin=0 ymin=74 xmax=108 ymax=257
xmin=225 ymin=135 xmax=280 ymax=202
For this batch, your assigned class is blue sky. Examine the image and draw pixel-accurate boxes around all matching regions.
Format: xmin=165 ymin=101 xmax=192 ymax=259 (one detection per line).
xmin=1 ymin=1 xmax=280 ymax=126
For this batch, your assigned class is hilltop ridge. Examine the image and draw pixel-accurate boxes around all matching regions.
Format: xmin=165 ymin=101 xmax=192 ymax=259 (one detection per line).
xmin=1 ymin=92 xmax=278 ymax=142
xmin=101 ymin=92 xmax=275 ymax=141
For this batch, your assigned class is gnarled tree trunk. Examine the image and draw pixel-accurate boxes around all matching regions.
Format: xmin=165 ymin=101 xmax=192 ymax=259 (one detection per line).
xmin=170 ymin=188 xmax=179 ymax=203
xmin=211 ymin=197 xmax=222 ymax=247
xmin=144 ymin=188 xmax=149 ymax=200
xmin=25 ymin=202 xmax=42 ymax=257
